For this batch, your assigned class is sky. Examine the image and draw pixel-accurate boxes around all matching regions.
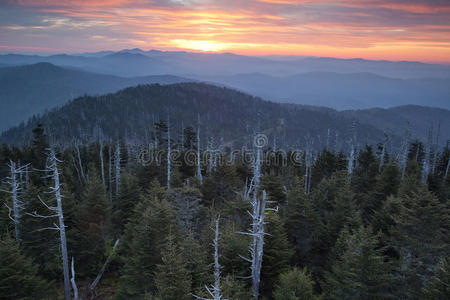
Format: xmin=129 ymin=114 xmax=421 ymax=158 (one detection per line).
xmin=1 ymin=0 xmax=450 ymax=63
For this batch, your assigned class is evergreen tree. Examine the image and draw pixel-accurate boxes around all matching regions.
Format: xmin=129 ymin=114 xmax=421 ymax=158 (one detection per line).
xmin=393 ymin=187 xmax=450 ymax=298
xmin=284 ymin=177 xmax=320 ymax=267
xmin=422 ymin=257 xmax=450 ymax=299
xmin=221 ymin=274 xmax=252 ymax=300
xmin=154 ymin=233 xmax=192 ymax=300
xmin=323 ymin=226 xmax=396 ymax=300
xmin=115 ymin=182 xmax=178 ymax=299
xmin=0 ymin=235 xmax=52 ymax=299
xmin=273 ymin=267 xmax=321 ymax=300
xmin=112 ymin=173 xmax=142 ymax=235
xmin=72 ymin=170 xmax=111 ymax=277
xmin=180 ymin=232 xmax=209 ymax=293
xmin=260 ymin=213 xmax=293 ymax=298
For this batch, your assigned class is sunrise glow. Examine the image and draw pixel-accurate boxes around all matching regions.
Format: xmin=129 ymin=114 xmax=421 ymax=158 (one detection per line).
xmin=1 ymin=0 xmax=449 ymax=62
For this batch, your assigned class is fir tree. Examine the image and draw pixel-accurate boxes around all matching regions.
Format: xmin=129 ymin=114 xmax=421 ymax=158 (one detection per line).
xmin=273 ymin=267 xmax=321 ymax=300
xmin=0 ymin=235 xmax=52 ymax=299
xmin=323 ymin=226 xmax=396 ymax=300
xmin=154 ymin=233 xmax=192 ymax=300
xmin=422 ymin=257 xmax=450 ymax=299
xmin=393 ymin=187 xmax=450 ymax=298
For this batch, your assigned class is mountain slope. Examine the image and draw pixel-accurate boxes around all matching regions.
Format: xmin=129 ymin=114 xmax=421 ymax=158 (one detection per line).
xmin=0 ymin=63 xmax=193 ymax=132
xmin=343 ymin=105 xmax=450 ymax=145
xmin=195 ymin=72 xmax=450 ymax=110
xmin=4 ymin=82 xmax=446 ymax=152
xmin=1 ymin=82 xmax=390 ymax=148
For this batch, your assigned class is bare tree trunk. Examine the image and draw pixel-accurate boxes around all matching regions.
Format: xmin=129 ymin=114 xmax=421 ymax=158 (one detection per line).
xmin=71 ymin=257 xmax=79 ymax=300
xmin=115 ymin=143 xmax=121 ymax=196
xmin=90 ymin=239 xmax=120 ymax=292
xmin=75 ymin=144 xmax=86 ymax=184
xmin=2 ymin=161 xmax=24 ymax=241
xmin=49 ymin=150 xmax=71 ymax=300
xmin=445 ymin=158 xmax=449 ymax=180
xmin=108 ymin=145 xmax=113 ymax=204
xmin=422 ymin=127 xmax=433 ymax=183
xmin=99 ymin=140 xmax=105 ymax=188
xmin=379 ymin=142 xmax=386 ymax=173
xmin=167 ymin=114 xmax=171 ymax=190
xmin=11 ymin=161 xmax=20 ymax=240
xmin=197 ymin=118 xmax=203 ymax=185
xmin=212 ymin=217 xmax=222 ymax=300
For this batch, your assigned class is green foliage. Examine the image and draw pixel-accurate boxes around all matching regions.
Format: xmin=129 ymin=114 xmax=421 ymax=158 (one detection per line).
xmin=323 ymin=226 xmax=396 ymax=300
xmin=393 ymin=187 xmax=450 ymax=298
xmin=422 ymin=257 xmax=450 ymax=299
xmin=112 ymin=173 xmax=142 ymax=235
xmin=154 ymin=233 xmax=192 ymax=300
xmin=261 ymin=213 xmax=293 ymax=297
xmin=71 ymin=170 xmax=111 ymax=276
xmin=0 ymin=235 xmax=52 ymax=299
xmin=116 ymin=183 xmax=179 ymax=299
xmin=273 ymin=267 xmax=321 ymax=300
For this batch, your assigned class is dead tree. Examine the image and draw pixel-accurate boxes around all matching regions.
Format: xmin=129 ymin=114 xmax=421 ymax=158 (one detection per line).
xmin=238 ymin=133 xmax=276 ymax=299
xmin=193 ymin=217 xmax=225 ymax=300
xmin=167 ymin=113 xmax=171 ymax=190
xmin=99 ymin=140 xmax=106 ymax=188
xmin=422 ymin=126 xmax=433 ymax=183
xmin=114 ymin=142 xmax=121 ymax=196
xmin=197 ymin=115 xmax=203 ymax=184
xmin=71 ymin=257 xmax=79 ymax=300
xmin=2 ymin=160 xmax=28 ymax=241
xmin=108 ymin=144 xmax=113 ymax=204
xmin=304 ymin=135 xmax=314 ymax=194
xmin=445 ymin=158 xmax=449 ymax=180
xmin=89 ymin=239 xmax=120 ymax=293
xmin=379 ymin=133 xmax=389 ymax=173
xmin=26 ymin=149 xmax=71 ymax=299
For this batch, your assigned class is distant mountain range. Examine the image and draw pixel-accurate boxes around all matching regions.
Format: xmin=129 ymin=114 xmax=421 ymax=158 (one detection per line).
xmin=2 ymin=48 xmax=449 ymax=79
xmin=195 ymin=72 xmax=450 ymax=110
xmin=0 ymin=63 xmax=192 ymax=132
xmin=1 ymin=49 xmax=449 ymax=136
xmin=2 ymin=83 xmax=448 ymax=150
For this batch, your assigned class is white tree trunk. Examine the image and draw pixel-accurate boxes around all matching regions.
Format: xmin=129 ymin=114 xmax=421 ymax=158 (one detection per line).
xmin=212 ymin=217 xmax=222 ymax=300
xmin=99 ymin=140 xmax=106 ymax=188
xmin=90 ymin=239 xmax=120 ymax=292
xmin=108 ymin=145 xmax=113 ymax=204
xmin=167 ymin=114 xmax=171 ymax=190
xmin=115 ymin=143 xmax=121 ymax=196
xmin=49 ymin=150 xmax=71 ymax=300
xmin=71 ymin=257 xmax=79 ymax=300
xmin=445 ymin=158 xmax=449 ymax=180
xmin=197 ymin=121 xmax=203 ymax=185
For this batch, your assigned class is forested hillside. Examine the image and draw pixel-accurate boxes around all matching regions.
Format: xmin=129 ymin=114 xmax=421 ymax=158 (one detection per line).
xmin=0 ymin=82 xmax=403 ymax=149
xmin=0 ymin=115 xmax=448 ymax=299
xmin=0 ymin=63 xmax=192 ymax=132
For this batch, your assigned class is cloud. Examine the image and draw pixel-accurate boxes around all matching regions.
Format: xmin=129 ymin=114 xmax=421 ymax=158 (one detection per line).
xmin=0 ymin=0 xmax=449 ymax=62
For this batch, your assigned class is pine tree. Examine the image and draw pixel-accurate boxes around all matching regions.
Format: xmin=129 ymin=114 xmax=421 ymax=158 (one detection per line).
xmin=72 ymin=170 xmax=111 ymax=277
xmin=0 ymin=235 xmax=52 ymax=299
xmin=393 ymin=187 xmax=450 ymax=298
xmin=115 ymin=183 xmax=178 ymax=299
xmin=273 ymin=267 xmax=321 ymax=300
xmin=112 ymin=173 xmax=142 ymax=235
xmin=180 ymin=232 xmax=209 ymax=293
xmin=422 ymin=257 xmax=450 ymax=299
xmin=284 ymin=176 xmax=320 ymax=267
xmin=154 ymin=233 xmax=192 ymax=300
xmin=260 ymin=213 xmax=293 ymax=298
xmin=323 ymin=226 xmax=396 ymax=300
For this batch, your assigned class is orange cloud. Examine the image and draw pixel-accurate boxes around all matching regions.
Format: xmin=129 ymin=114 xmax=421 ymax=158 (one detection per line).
xmin=2 ymin=0 xmax=450 ymax=62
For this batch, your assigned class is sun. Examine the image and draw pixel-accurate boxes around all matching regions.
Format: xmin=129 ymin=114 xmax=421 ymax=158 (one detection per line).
xmin=171 ymin=39 xmax=226 ymax=52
